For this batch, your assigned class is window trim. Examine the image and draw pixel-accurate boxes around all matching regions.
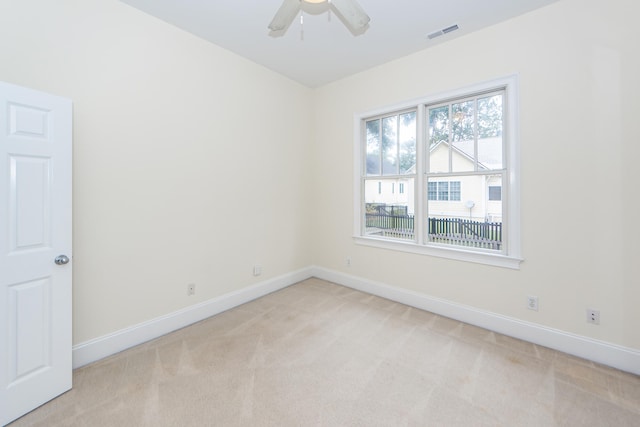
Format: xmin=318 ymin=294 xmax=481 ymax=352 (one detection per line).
xmin=353 ymin=75 xmax=522 ymax=269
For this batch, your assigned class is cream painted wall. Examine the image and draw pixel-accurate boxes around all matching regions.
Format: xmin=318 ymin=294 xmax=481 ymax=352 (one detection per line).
xmin=0 ymin=0 xmax=637 ymax=356
xmin=0 ymin=0 xmax=313 ymax=343
xmin=312 ymin=0 xmax=640 ymax=350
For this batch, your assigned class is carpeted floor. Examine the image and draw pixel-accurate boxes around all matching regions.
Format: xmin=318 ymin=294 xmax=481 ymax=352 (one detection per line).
xmin=9 ymin=278 xmax=640 ymax=426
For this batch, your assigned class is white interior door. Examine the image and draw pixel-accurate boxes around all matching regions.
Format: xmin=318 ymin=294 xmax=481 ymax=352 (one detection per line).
xmin=0 ymin=81 xmax=72 ymax=425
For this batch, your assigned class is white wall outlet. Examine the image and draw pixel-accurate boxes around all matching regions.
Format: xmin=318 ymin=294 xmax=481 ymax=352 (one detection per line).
xmin=586 ymin=309 xmax=600 ymax=325
xmin=346 ymin=257 xmax=351 ymax=267
xmin=526 ymin=295 xmax=538 ymax=311
xmin=187 ymin=283 xmax=195 ymax=296
xmin=253 ymin=265 xmax=262 ymax=276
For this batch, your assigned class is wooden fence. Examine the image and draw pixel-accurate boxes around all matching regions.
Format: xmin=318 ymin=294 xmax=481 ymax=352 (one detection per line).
xmin=365 ymin=214 xmax=502 ymax=249
xmin=365 ymin=214 xmax=414 ymax=231
xmin=428 ymin=217 xmax=502 ymax=250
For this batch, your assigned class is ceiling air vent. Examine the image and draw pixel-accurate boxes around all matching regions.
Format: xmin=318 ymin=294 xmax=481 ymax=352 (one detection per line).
xmin=427 ymin=24 xmax=459 ymax=40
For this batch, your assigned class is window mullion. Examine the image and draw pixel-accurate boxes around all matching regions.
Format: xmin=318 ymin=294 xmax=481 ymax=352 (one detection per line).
xmin=395 ymin=114 xmax=400 ymax=175
xmin=474 ymin=96 xmax=479 ymax=172
xmin=378 ymin=118 xmax=383 ymax=174
xmin=448 ymin=104 xmax=453 ymax=173
xmin=416 ymin=104 xmax=425 ymax=244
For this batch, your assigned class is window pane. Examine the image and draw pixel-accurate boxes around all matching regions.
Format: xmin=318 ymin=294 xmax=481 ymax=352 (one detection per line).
xmin=450 ymin=181 xmax=461 ymax=201
xmin=399 ymin=112 xmax=416 ymax=174
xmin=427 ymin=175 xmax=503 ymax=250
xmin=437 ymin=181 xmax=449 ymax=201
xmin=364 ymin=178 xmax=415 ymax=240
xmin=478 ymin=95 xmax=502 ymax=138
xmin=382 ymin=116 xmax=398 ymax=175
xmin=478 ymin=136 xmax=503 ymax=170
xmin=489 ymin=186 xmax=502 ymax=201
xmin=429 ymin=105 xmax=449 ymax=146
xmin=451 ymin=101 xmax=475 ymax=142
xmin=427 ymin=182 xmax=437 ymax=200
xmin=451 ymin=100 xmax=475 ymax=173
xmin=428 ymin=105 xmax=449 ymax=173
xmin=366 ymin=119 xmax=380 ymax=175
xmin=485 ymin=176 xmax=503 ymax=223
xmin=478 ymin=94 xmax=503 ymax=170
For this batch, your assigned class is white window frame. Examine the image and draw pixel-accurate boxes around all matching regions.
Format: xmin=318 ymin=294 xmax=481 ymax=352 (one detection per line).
xmin=353 ymin=75 xmax=522 ymax=269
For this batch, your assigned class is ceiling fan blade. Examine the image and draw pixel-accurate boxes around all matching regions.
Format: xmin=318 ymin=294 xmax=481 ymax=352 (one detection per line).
xmin=268 ymin=0 xmax=301 ymax=32
xmin=330 ymin=0 xmax=370 ymax=32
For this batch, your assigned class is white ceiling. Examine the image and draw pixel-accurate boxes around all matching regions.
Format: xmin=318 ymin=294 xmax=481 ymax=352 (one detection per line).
xmin=120 ymin=0 xmax=558 ymax=88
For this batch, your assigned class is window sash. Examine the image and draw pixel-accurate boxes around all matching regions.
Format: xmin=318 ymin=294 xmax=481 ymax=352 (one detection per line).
xmin=427 ymin=90 xmax=505 ymax=175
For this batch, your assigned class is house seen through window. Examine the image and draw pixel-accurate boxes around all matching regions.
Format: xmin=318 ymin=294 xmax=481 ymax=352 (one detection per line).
xmin=357 ymin=76 xmax=520 ymax=267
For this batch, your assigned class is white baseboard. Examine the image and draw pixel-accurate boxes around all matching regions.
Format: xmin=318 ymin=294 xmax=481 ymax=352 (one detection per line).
xmin=72 ymin=267 xmax=313 ymax=368
xmin=73 ymin=265 xmax=640 ymax=376
xmin=311 ymin=266 xmax=640 ymax=376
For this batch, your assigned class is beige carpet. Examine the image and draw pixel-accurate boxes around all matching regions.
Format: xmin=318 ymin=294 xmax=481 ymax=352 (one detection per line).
xmin=10 ymin=278 xmax=640 ymax=426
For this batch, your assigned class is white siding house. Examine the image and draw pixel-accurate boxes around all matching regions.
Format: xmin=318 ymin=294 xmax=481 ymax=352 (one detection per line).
xmin=364 ymin=137 xmax=503 ymax=223
xmin=428 ymin=138 xmax=503 ymax=223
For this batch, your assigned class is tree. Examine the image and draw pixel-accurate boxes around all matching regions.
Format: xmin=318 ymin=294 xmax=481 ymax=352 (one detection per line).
xmin=477 ymin=95 xmax=502 ymax=138
xmin=365 ymin=119 xmax=380 ymax=175
xmin=428 ymin=94 xmax=503 ymax=145
xmin=366 ymin=111 xmax=416 ymax=176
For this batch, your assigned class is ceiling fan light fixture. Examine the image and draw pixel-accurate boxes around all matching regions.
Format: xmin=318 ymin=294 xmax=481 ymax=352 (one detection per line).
xmin=269 ymin=0 xmax=369 ymax=37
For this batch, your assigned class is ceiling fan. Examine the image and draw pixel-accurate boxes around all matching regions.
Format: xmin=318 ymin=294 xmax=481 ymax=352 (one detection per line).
xmin=268 ymin=0 xmax=370 ymax=37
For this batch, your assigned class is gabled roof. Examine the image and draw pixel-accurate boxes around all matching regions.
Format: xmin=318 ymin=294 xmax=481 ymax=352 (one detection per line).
xmin=401 ymin=137 xmax=502 ymax=175
xmin=430 ymin=137 xmax=503 ymax=171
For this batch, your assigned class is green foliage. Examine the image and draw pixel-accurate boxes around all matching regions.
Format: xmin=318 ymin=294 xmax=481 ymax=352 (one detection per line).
xmin=477 ymin=95 xmax=502 ymax=138
xmin=428 ymin=94 xmax=503 ymax=145
xmin=366 ymin=111 xmax=416 ymax=176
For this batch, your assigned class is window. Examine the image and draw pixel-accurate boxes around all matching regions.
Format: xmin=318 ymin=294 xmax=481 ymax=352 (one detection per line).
xmin=428 ymin=181 xmax=461 ymax=201
xmin=427 ymin=182 xmax=437 ymax=200
xmin=437 ymin=182 xmax=449 ymax=201
xmin=355 ymin=76 xmax=521 ymax=269
xmin=450 ymin=181 xmax=461 ymax=201
xmin=489 ymin=186 xmax=501 ymax=201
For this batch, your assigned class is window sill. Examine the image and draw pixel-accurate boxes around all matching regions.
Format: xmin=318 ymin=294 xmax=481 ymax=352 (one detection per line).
xmin=353 ymin=236 xmax=523 ymax=269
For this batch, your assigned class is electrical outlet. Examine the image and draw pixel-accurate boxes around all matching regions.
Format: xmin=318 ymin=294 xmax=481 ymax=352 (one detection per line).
xmin=346 ymin=257 xmax=351 ymax=267
xmin=586 ymin=309 xmax=600 ymax=325
xmin=253 ymin=265 xmax=262 ymax=276
xmin=526 ymin=296 xmax=538 ymax=311
xmin=187 ymin=283 xmax=195 ymax=296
